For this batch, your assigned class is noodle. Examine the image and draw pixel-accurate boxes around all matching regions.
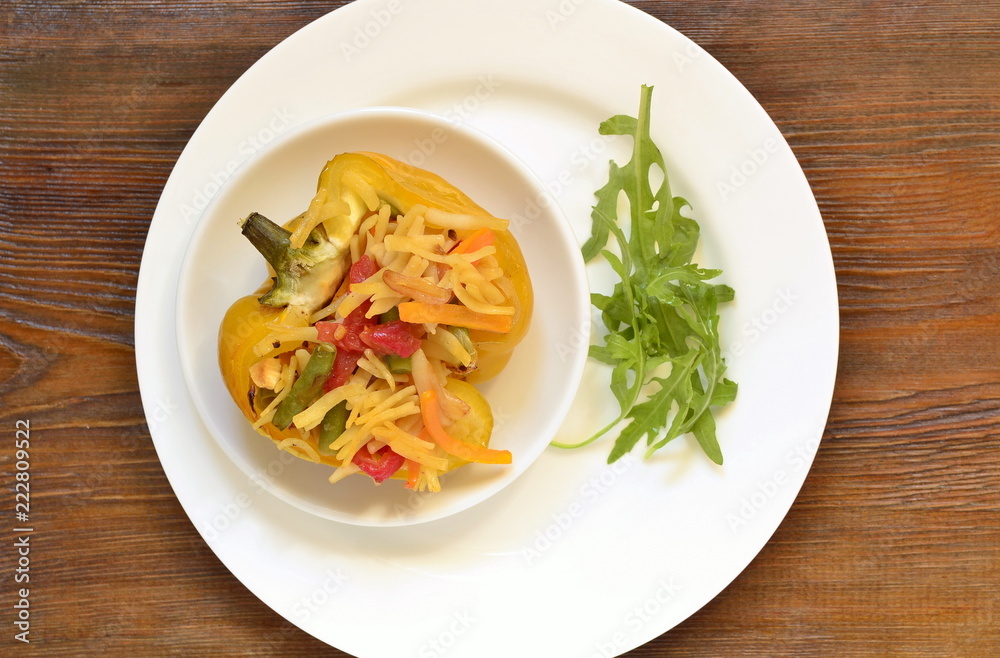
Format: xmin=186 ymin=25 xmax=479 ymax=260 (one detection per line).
xmin=222 ymin=155 xmax=530 ymax=492
xmin=277 ymin=437 xmax=322 ymax=463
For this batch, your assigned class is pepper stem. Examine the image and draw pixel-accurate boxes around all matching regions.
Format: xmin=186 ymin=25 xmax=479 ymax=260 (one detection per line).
xmin=240 ymin=212 xmax=291 ymax=272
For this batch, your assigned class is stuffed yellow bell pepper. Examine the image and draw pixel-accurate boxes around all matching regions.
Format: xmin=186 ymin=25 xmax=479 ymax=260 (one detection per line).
xmin=218 ymin=152 xmax=532 ymax=491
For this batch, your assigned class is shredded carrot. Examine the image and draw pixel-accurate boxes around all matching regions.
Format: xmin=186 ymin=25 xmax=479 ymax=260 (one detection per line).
xmin=451 ymin=227 xmax=496 ymax=256
xmin=398 ymin=302 xmax=512 ymax=333
xmin=419 ymin=390 xmax=511 ymax=464
xmin=404 ymin=459 xmax=421 ymax=490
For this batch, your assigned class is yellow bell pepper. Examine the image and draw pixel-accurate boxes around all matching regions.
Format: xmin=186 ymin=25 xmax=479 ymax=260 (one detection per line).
xmin=217 ymin=152 xmax=532 ymax=483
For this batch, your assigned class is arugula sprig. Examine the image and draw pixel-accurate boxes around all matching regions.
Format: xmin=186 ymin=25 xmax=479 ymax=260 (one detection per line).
xmin=553 ymin=85 xmax=737 ymax=464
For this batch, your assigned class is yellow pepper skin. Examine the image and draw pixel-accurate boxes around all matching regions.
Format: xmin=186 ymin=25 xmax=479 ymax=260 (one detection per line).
xmin=217 ymin=152 xmax=532 ymax=478
xmin=439 ymin=379 xmax=495 ymax=472
xmin=217 ymin=292 xmax=307 ymax=441
xmin=466 ymin=229 xmax=533 ymax=383
xmin=354 ymin=152 xmax=533 ymax=382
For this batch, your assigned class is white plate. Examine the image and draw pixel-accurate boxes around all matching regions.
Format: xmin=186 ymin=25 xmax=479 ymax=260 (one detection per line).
xmin=175 ymin=107 xmax=589 ymax=526
xmin=136 ymin=0 xmax=838 ymax=656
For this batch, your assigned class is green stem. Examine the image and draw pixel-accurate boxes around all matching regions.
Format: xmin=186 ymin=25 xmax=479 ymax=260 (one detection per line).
xmin=240 ymin=212 xmax=292 ymax=273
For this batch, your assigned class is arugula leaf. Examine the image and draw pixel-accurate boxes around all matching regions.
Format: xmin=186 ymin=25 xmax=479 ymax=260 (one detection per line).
xmin=553 ymin=85 xmax=737 ymax=465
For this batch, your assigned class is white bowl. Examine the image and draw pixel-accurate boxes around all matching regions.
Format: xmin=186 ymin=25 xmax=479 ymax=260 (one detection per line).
xmin=175 ymin=107 xmax=589 ymax=526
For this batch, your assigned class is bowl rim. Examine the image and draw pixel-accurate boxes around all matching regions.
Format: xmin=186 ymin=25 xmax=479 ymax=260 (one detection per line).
xmin=175 ymin=105 xmax=591 ymax=526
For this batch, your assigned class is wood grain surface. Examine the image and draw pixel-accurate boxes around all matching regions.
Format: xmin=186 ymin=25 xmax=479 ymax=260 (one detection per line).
xmin=1 ymin=0 xmax=997 ymax=655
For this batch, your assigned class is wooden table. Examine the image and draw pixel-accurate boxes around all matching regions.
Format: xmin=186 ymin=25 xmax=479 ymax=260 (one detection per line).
xmin=2 ymin=1 xmax=997 ymax=655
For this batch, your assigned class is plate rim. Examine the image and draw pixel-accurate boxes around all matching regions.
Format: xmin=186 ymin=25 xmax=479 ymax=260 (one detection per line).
xmin=134 ymin=0 xmax=840 ymax=655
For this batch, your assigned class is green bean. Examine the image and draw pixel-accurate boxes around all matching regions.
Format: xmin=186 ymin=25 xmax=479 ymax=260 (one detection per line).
xmin=272 ymin=345 xmax=336 ymax=429
xmin=318 ymin=400 xmax=350 ymax=455
xmin=385 ymin=354 xmax=412 ymax=374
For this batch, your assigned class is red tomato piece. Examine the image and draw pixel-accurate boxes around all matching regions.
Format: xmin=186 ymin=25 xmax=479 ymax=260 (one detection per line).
xmin=316 ymin=301 xmax=377 ymax=354
xmin=360 ymin=320 xmax=423 ymax=357
xmin=315 ymin=321 xmax=339 ymax=343
xmin=352 ymin=445 xmax=405 ymax=484
xmin=350 ymin=254 xmax=378 ymax=284
xmin=323 ymin=349 xmax=362 ymax=392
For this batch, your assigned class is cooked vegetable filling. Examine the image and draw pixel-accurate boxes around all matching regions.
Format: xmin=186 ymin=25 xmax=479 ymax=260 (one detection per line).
xmin=219 ymin=152 xmax=532 ymax=491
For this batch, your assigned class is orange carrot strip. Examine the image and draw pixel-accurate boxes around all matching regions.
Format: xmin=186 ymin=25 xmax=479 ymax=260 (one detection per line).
xmin=398 ymin=302 xmax=512 ymax=333
xmin=451 ymin=227 xmax=495 ymax=256
xmin=404 ymin=459 xmax=421 ymax=490
xmin=419 ymin=390 xmax=511 ymax=464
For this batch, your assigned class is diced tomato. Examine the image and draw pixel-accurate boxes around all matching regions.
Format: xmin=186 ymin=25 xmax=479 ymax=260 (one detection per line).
xmin=323 ymin=349 xmax=362 ymax=392
xmin=350 ymin=254 xmax=379 ymax=284
xmin=352 ymin=445 xmax=405 ymax=484
xmin=341 ymin=304 xmax=377 ymax=351
xmin=315 ymin=321 xmax=339 ymax=343
xmin=316 ymin=301 xmax=377 ymax=354
xmin=360 ymin=320 xmax=423 ymax=357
